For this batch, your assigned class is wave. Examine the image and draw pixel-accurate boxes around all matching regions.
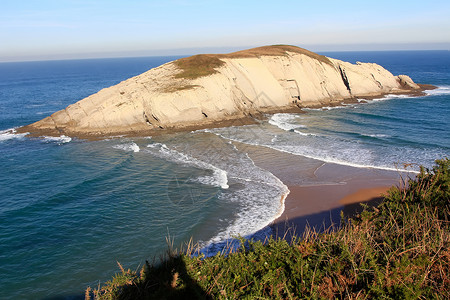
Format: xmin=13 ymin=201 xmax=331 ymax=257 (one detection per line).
xmin=268 ymin=114 xmax=317 ymax=136
xmin=365 ymin=87 xmax=450 ymax=102
xmin=425 ymin=85 xmax=450 ymax=96
xmin=209 ymin=128 xmax=419 ymax=173
xmin=113 ymin=142 xmax=140 ymax=152
xmin=293 ymin=129 xmax=317 ymax=136
xmin=146 ymin=142 xmax=229 ymax=189
xmin=304 ymin=92 xmax=421 ymax=113
xmin=0 ymin=129 xmax=71 ymax=144
xmin=146 ymin=136 xmax=289 ymax=254
xmin=268 ymin=113 xmax=305 ymax=131
xmin=303 ymin=104 xmax=356 ymax=111
xmin=265 ymin=143 xmax=419 ymax=173
xmin=199 ymin=154 xmax=289 ymax=255
xmin=321 ymin=104 xmax=354 ymax=110
xmin=365 ymin=133 xmax=390 ymax=138
xmin=43 ymin=135 xmax=72 ymax=144
xmin=356 ymin=94 xmax=410 ymax=103
xmin=0 ymin=128 xmax=28 ymax=142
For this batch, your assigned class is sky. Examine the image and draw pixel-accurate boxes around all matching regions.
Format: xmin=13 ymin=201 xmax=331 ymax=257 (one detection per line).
xmin=1 ymin=0 xmax=449 ymax=62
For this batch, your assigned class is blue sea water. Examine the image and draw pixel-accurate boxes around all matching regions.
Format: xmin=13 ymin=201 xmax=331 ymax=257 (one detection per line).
xmin=0 ymin=51 xmax=449 ymax=299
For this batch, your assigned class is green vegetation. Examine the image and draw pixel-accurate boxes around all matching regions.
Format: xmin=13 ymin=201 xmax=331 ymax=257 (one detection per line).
xmin=172 ymin=45 xmax=333 ymax=80
xmin=88 ymin=159 xmax=449 ymax=299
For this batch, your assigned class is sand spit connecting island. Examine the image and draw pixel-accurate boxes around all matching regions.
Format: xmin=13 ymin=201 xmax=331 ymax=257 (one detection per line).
xmin=18 ymin=45 xmax=430 ymax=138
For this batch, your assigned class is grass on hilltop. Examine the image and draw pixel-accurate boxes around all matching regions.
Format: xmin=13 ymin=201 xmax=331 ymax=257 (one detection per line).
xmin=87 ymin=158 xmax=449 ymax=299
xmin=173 ymin=45 xmax=333 ymax=80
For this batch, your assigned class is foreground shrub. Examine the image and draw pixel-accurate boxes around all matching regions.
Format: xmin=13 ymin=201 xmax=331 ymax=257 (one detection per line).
xmin=89 ymin=159 xmax=449 ymax=299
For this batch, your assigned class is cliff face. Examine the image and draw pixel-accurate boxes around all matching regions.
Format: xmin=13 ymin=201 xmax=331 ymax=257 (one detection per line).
xmin=20 ymin=45 xmax=420 ymax=137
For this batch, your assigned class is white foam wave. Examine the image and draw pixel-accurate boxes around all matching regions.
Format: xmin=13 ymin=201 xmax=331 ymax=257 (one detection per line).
xmin=293 ymin=129 xmax=316 ymax=136
xmin=196 ymin=171 xmax=229 ymax=189
xmin=369 ymin=96 xmax=389 ymax=102
xmin=268 ymin=113 xmax=305 ymax=131
xmin=321 ymin=105 xmax=349 ymax=110
xmin=366 ymin=133 xmax=389 ymax=138
xmin=370 ymin=94 xmax=414 ymax=102
xmin=210 ymin=130 xmax=417 ymax=173
xmin=43 ymin=135 xmax=72 ymax=144
xmin=303 ymin=104 xmax=353 ymax=111
xmin=305 ymin=88 xmax=441 ymax=112
xmin=302 ymin=107 xmax=322 ymax=111
xmin=146 ymin=142 xmax=229 ymax=189
xmin=0 ymin=128 xmax=28 ymax=141
xmin=146 ymin=137 xmax=289 ymax=254
xmin=200 ymin=154 xmax=289 ymax=254
xmin=113 ymin=142 xmax=140 ymax=152
xmin=425 ymin=86 xmax=450 ymax=96
xmin=268 ymin=144 xmax=418 ymax=173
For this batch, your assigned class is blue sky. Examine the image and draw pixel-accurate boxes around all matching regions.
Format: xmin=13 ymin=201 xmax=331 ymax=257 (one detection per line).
xmin=1 ymin=0 xmax=449 ymax=61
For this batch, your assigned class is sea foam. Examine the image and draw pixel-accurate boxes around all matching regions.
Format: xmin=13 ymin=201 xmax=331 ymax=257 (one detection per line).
xmin=0 ymin=129 xmax=28 ymax=142
xmin=209 ymin=124 xmax=420 ymax=173
xmin=425 ymin=85 xmax=450 ymax=96
xmin=269 ymin=113 xmax=305 ymax=131
xmin=269 ymin=113 xmax=316 ymax=136
xmin=146 ymin=136 xmax=289 ymax=254
xmin=113 ymin=142 xmax=140 ymax=152
xmin=199 ymin=152 xmax=289 ymax=255
xmin=146 ymin=142 xmax=229 ymax=189
xmin=43 ymin=135 xmax=72 ymax=144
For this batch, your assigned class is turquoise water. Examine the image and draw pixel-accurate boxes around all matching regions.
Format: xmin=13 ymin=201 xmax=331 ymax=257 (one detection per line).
xmin=0 ymin=51 xmax=449 ymax=299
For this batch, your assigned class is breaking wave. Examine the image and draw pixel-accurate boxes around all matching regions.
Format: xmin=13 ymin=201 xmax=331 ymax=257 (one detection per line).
xmin=43 ymin=135 xmax=72 ymax=144
xmin=0 ymin=128 xmax=28 ymax=142
xmin=113 ymin=142 xmax=140 ymax=152
xmin=425 ymin=85 xmax=450 ymax=96
xmin=146 ymin=142 xmax=229 ymax=189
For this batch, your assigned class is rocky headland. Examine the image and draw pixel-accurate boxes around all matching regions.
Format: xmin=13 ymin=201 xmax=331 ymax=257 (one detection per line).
xmin=18 ymin=45 xmax=429 ymax=138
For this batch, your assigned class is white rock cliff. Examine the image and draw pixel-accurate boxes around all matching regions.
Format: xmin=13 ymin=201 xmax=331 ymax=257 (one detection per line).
xmin=20 ymin=45 xmax=421 ymax=137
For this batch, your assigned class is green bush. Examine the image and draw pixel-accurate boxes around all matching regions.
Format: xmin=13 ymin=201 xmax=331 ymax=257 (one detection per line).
xmin=89 ymin=158 xmax=449 ymax=299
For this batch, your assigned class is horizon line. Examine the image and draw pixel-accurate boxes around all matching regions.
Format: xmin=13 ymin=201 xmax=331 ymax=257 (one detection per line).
xmin=1 ymin=43 xmax=449 ymax=63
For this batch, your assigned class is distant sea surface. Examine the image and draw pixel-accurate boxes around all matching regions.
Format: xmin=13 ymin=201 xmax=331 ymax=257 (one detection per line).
xmin=0 ymin=51 xmax=449 ymax=299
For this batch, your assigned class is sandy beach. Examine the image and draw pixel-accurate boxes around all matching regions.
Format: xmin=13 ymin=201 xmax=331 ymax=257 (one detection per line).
xmin=234 ymin=142 xmax=408 ymax=237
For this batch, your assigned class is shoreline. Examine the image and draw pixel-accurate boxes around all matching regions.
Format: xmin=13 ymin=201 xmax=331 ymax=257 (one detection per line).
xmin=270 ymin=183 xmax=393 ymax=238
xmin=268 ymin=160 xmax=405 ymax=238
xmin=234 ymin=142 xmax=405 ymax=238
xmin=9 ymin=83 xmax=437 ymax=245
xmin=15 ymin=84 xmax=437 ymax=141
xmin=229 ymin=141 xmax=408 ymax=239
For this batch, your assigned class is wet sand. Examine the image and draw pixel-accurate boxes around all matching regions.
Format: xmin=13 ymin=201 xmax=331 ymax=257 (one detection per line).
xmin=271 ymin=182 xmax=392 ymax=238
xmin=234 ymin=142 xmax=408 ymax=237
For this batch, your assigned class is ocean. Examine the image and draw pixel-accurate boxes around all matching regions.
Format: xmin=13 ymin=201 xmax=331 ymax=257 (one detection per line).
xmin=0 ymin=51 xmax=449 ymax=299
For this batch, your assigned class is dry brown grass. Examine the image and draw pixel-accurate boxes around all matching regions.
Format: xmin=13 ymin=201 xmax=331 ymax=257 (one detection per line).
xmin=162 ymin=84 xmax=200 ymax=93
xmin=173 ymin=55 xmax=225 ymax=80
xmin=173 ymin=45 xmax=333 ymax=80
xmin=224 ymin=45 xmax=332 ymax=65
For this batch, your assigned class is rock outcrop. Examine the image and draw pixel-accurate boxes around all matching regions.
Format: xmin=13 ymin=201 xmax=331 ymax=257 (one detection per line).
xmin=19 ymin=45 xmax=422 ymax=137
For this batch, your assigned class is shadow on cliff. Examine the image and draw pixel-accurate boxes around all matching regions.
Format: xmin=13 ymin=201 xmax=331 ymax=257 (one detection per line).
xmin=82 ymin=255 xmax=211 ymax=300
xmin=44 ymin=256 xmax=211 ymax=300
